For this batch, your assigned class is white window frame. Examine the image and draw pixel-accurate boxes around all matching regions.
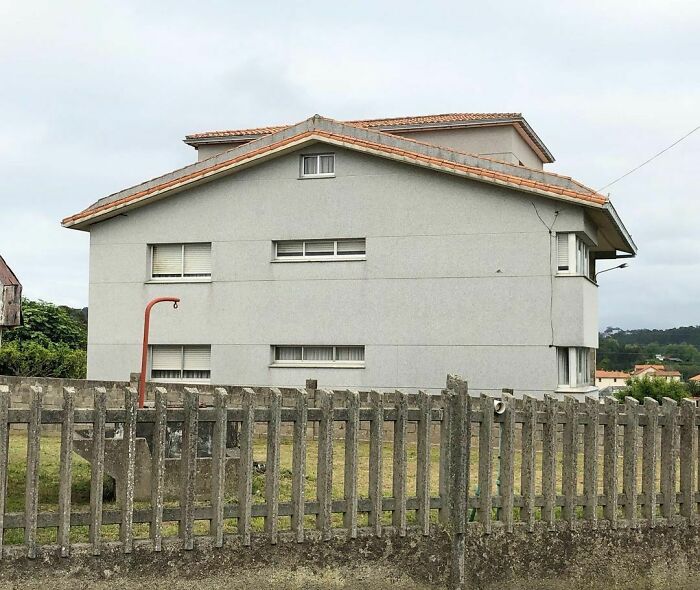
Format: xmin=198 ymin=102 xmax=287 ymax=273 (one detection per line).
xmin=557 ymin=346 xmax=595 ymax=390
xmin=149 ymin=344 xmax=212 ymax=383
xmin=270 ymin=345 xmax=365 ymax=368
xmin=556 ymin=233 xmax=591 ymax=279
xmin=300 ymin=153 xmax=335 ymax=178
xmin=149 ymin=243 xmax=212 ymax=283
xmin=273 ymin=238 xmax=366 ymax=262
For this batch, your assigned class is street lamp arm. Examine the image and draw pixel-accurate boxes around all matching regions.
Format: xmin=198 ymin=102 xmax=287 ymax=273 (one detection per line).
xmin=138 ymin=297 xmax=180 ymax=407
xmin=594 ymin=262 xmax=628 ymax=280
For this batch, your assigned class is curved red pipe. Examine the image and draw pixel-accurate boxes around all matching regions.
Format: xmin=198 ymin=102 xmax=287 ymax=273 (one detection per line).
xmin=138 ymin=297 xmax=180 ymax=407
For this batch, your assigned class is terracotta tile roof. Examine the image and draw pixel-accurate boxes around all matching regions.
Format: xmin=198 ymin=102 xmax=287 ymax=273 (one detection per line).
xmin=63 ymin=119 xmax=608 ymax=229
xmin=690 ymin=374 xmax=700 ymax=382
xmin=185 ymin=112 xmax=522 ymax=140
xmin=595 ymin=370 xmax=630 ymax=379
xmin=633 ymin=364 xmax=666 ymax=372
xmin=0 ymin=254 xmax=20 ymax=287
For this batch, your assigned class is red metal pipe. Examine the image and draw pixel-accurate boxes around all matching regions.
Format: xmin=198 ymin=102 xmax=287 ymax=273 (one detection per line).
xmin=138 ymin=297 xmax=180 ymax=407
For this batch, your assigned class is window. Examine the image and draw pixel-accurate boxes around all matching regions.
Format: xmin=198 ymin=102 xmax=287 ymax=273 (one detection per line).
xmin=150 ymin=345 xmax=211 ymax=382
xmin=274 ymin=238 xmax=366 ymax=261
xmin=557 ymin=347 xmax=595 ymax=388
xmin=151 ymin=243 xmax=211 ymax=280
xmin=301 ymin=154 xmax=335 ymax=177
xmin=272 ymin=345 xmax=365 ymax=367
xmin=556 ymin=233 xmax=590 ymax=278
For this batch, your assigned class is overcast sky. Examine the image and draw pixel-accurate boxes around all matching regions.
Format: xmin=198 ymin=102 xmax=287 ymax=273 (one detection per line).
xmin=1 ymin=0 xmax=698 ymax=330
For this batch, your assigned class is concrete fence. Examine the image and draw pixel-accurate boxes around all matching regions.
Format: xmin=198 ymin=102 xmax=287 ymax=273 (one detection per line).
xmin=0 ymin=374 xmax=699 ymax=588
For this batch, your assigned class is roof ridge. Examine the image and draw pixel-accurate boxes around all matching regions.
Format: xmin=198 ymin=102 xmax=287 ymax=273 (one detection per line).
xmin=185 ymin=112 xmax=525 ymax=140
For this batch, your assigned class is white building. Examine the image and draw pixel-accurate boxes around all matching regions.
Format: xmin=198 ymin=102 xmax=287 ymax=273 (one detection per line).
xmin=63 ymin=113 xmax=636 ymax=395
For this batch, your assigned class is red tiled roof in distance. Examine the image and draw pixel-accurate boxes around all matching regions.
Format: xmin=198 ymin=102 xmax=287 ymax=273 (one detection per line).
xmin=689 ymin=374 xmax=700 ymax=382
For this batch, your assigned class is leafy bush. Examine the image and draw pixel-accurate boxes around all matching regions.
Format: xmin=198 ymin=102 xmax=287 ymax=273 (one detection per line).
xmin=614 ymin=376 xmax=689 ymax=404
xmin=3 ymin=299 xmax=86 ymax=350
xmin=0 ymin=341 xmax=86 ymax=379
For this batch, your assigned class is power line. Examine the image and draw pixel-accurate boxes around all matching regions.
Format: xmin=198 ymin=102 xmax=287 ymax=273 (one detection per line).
xmin=597 ymin=125 xmax=700 ymax=192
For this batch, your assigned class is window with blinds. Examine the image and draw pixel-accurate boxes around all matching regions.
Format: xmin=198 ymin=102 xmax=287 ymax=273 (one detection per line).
xmin=556 ymin=233 xmax=591 ymax=278
xmin=274 ymin=238 xmax=365 ymax=260
xmin=556 ymin=346 xmax=595 ymax=389
xmin=301 ymin=154 xmax=335 ymax=177
xmin=151 ymin=243 xmax=211 ymax=279
xmin=151 ymin=345 xmax=211 ymax=381
xmin=272 ymin=345 xmax=365 ymax=366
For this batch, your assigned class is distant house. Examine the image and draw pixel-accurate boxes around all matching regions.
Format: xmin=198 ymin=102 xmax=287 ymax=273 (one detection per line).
xmin=631 ymin=364 xmax=681 ymax=382
xmin=0 ymin=255 xmax=22 ymax=345
xmin=595 ymin=369 xmax=630 ymax=389
xmin=689 ymin=374 xmax=700 ymax=384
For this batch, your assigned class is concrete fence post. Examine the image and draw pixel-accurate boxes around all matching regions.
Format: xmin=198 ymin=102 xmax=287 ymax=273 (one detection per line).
xmin=266 ymin=387 xmax=282 ymax=544
xmin=0 ymin=385 xmax=9 ymax=559
xmin=623 ymin=397 xmax=639 ymax=527
xmin=368 ymin=390 xmax=384 ymax=537
xmin=90 ymin=387 xmax=107 ymax=555
xmin=24 ymin=385 xmax=42 ymax=559
xmin=642 ymin=397 xmax=659 ymax=526
xmin=151 ymin=387 xmax=167 ymax=551
xmin=57 ymin=387 xmax=75 ymax=557
xmin=660 ymin=397 xmax=678 ymax=524
xmin=211 ymin=387 xmax=228 ymax=548
xmin=292 ymin=388 xmax=308 ymax=543
xmin=680 ymin=398 xmax=697 ymax=525
xmin=121 ymin=386 xmax=138 ymax=554
xmin=448 ymin=381 xmax=470 ymax=589
xmin=180 ymin=387 xmax=199 ymax=550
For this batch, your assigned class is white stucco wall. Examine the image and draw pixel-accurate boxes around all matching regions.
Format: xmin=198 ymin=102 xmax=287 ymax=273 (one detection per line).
xmin=87 ymin=143 xmax=596 ymax=394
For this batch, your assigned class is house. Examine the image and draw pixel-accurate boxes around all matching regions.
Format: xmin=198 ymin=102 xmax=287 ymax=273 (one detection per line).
xmin=631 ymin=364 xmax=682 ymax=382
xmin=689 ymin=374 xmax=700 ymax=383
xmin=595 ymin=369 xmax=630 ymax=389
xmin=0 ymin=255 xmax=22 ymax=346
xmin=62 ymin=112 xmax=636 ymax=395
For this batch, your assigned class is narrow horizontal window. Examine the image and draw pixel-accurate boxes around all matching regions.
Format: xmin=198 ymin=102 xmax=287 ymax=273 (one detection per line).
xmin=274 ymin=238 xmax=366 ymax=260
xmin=151 ymin=344 xmax=211 ymax=382
xmin=301 ymin=153 xmax=335 ymax=177
xmin=272 ymin=345 xmax=365 ymax=367
xmin=151 ymin=243 xmax=211 ymax=280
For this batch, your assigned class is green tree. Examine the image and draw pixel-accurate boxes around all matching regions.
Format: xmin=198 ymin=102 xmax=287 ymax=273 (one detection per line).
xmin=3 ymin=299 xmax=87 ymax=350
xmin=614 ymin=376 xmax=689 ymax=404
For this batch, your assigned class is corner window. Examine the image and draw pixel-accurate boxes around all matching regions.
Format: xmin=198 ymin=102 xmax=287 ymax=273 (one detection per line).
xmin=556 ymin=233 xmax=590 ymax=278
xmin=274 ymin=238 xmax=365 ymax=261
xmin=272 ymin=345 xmax=365 ymax=367
xmin=151 ymin=243 xmax=211 ymax=280
xmin=150 ymin=345 xmax=211 ymax=382
xmin=301 ymin=154 xmax=335 ymax=178
xmin=557 ymin=347 xmax=595 ymax=388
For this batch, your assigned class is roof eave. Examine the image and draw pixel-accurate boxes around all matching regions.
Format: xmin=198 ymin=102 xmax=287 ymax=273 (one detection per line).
xmin=603 ymin=201 xmax=638 ymax=255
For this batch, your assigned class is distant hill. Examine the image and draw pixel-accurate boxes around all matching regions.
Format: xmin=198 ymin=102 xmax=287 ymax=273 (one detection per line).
xmin=598 ymin=325 xmax=700 ymax=379
xmin=602 ymin=325 xmax=700 ymax=348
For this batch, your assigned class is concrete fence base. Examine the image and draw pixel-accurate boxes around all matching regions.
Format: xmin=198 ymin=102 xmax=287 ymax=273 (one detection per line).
xmin=2 ymin=523 xmax=700 ymax=589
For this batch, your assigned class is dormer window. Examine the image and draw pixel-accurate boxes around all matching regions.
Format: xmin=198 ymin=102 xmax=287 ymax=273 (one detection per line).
xmin=301 ymin=154 xmax=335 ymax=178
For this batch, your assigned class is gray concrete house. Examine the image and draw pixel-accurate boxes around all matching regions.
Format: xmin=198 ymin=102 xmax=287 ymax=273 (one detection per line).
xmin=63 ymin=112 xmax=636 ymax=396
